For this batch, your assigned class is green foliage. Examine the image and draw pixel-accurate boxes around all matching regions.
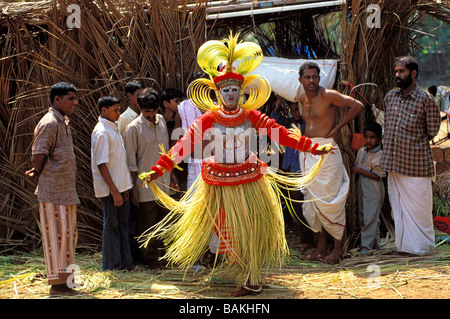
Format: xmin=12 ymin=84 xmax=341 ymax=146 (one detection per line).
xmin=433 ymin=195 xmax=450 ymax=218
xmin=412 ymin=16 xmax=450 ymax=87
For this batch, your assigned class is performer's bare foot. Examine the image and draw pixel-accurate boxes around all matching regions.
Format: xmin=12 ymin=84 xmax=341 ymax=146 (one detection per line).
xmin=231 ymin=283 xmax=262 ymax=297
xmin=232 ymin=286 xmax=251 ymax=297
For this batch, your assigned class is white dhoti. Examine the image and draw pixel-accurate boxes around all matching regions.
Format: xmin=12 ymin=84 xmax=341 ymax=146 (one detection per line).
xmin=388 ymin=172 xmax=434 ymax=255
xmin=300 ymin=138 xmax=349 ymax=241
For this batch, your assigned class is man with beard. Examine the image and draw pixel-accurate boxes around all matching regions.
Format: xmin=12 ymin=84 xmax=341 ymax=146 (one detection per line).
xmin=381 ymin=56 xmax=440 ymax=256
xmin=297 ymin=62 xmax=363 ymax=264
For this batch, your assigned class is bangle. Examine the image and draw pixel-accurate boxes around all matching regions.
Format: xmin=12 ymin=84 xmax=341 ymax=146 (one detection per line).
xmin=310 ymin=143 xmax=319 ymax=155
xmin=302 ymin=138 xmax=312 ymax=152
xmin=296 ymin=135 xmax=306 ymax=151
xmin=156 ymin=154 xmax=174 ymax=172
xmin=151 ymin=165 xmax=164 ymax=177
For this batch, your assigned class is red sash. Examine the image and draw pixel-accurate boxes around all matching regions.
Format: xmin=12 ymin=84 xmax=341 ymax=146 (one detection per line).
xmin=201 ymin=153 xmax=267 ymax=186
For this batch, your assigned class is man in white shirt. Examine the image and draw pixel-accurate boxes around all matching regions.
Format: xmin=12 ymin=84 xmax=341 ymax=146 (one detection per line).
xmin=117 ymin=80 xmax=144 ymax=266
xmin=174 ymin=71 xmax=208 ymax=190
xmin=91 ymin=95 xmax=134 ymax=271
xmin=123 ymin=88 xmax=173 ymax=270
xmin=117 ymin=80 xmax=143 ymax=136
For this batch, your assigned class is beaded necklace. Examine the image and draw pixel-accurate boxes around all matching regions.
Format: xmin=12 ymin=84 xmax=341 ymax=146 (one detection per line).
xmin=213 ymin=106 xmax=248 ymax=127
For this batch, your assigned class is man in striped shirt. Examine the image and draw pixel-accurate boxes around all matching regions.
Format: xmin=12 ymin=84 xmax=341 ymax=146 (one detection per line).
xmin=381 ymin=56 xmax=440 ymax=256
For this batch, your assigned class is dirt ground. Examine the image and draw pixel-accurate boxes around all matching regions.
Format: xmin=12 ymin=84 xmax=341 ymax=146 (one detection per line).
xmin=1 ymin=226 xmax=449 ymax=301
xmin=1 ymin=116 xmax=449 ymax=302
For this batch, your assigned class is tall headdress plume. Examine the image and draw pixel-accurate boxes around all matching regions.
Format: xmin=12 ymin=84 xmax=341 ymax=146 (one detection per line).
xmin=188 ymin=31 xmax=271 ymax=111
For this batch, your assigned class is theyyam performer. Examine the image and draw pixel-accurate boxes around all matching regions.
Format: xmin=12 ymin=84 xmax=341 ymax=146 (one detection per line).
xmin=139 ymin=32 xmax=334 ymax=297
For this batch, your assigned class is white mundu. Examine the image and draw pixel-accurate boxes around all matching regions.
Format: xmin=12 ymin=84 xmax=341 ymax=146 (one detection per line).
xmin=388 ymin=172 xmax=434 ymax=255
xmin=300 ymin=137 xmax=349 ymax=240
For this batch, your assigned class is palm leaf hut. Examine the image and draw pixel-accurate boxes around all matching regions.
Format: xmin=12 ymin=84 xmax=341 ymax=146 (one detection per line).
xmin=0 ymin=0 xmax=448 ymax=255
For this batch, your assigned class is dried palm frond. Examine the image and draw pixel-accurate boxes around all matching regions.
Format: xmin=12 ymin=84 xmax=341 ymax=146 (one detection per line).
xmin=338 ymin=0 xmax=450 ymax=251
xmin=0 ymin=0 xmax=208 ymax=252
xmin=1 ymin=0 xmax=448 ymax=253
xmin=433 ymin=171 xmax=450 ymax=202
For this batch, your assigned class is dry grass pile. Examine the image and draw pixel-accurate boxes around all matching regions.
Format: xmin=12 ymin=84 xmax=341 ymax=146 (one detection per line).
xmin=433 ymin=171 xmax=450 ymax=218
xmin=0 ymin=0 xmax=208 ymax=253
xmin=433 ymin=171 xmax=450 ymax=202
xmin=0 ymin=0 xmax=449 ymax=255
xmin=337 ymin=0 xmax=450 ymax=251
xmin=0 ymin=245 xmax=449 ymax=299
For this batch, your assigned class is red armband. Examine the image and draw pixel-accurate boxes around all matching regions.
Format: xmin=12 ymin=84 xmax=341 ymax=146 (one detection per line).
xmin=301 ymin=138 xmax=312 ymax=152
xmin=151 ymin=165 xmax=164 ymax=177
xmin=310 ymin=143 xmax=319 ymax=155
xmin=156 ymin=154 xmax=174 ymax=172
xmin=296 ymin=135 xmax=306 ymax=151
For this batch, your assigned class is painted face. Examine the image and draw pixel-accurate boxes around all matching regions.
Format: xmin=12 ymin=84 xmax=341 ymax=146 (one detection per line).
xmin=219 ymin=84 xmax=240 ymax=108
xmin=364 ymin=130 xmax=381 ymax=151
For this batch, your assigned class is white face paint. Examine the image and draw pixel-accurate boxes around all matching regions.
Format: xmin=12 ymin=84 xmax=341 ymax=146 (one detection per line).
xmin=219 ymin=84 xmax=240 ymax=108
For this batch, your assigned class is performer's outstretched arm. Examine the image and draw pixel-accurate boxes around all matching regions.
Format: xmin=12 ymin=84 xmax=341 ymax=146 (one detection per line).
xmin=142 ymin=112 xmax=215 ymax=182
xmin=248 ymin=110 xmax=332 ymax=155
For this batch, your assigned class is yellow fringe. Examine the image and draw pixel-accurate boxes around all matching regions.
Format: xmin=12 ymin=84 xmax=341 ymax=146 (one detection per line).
xmin=138 ymin=174 xmax=289 ymax=286
xmin=138 ymin=144 xmax=183 ymax=186
xmin=138 ymin=153 xmax=325 ymax=286
xmin=189 ymin=31 xmax=271 ymax=112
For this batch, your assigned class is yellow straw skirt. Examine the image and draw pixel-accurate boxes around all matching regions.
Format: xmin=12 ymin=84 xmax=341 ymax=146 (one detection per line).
xmin=141 ymin=173 xmax=288 ymax=286
xmin=140 ymin=156 xmax=324 ymax=286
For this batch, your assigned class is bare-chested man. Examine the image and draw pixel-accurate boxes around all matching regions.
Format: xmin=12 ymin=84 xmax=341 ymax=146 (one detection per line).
xmin=298 ymin=62 xmax=363 ymax=264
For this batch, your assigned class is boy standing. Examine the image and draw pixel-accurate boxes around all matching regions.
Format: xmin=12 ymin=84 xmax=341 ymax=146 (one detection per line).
xmin=117 ymin=80 xmax=144 ymax=137
xmin=26 ymin=82 xmax=80 ymax=295
xmin=352 ymin=122 xmax=385 ymax=255
xmin=117 ymin=80 xmax=144 ymax=266
xmin=123 ymin=88 xmax=173 ymax=270
xmin=161 ymin=88 xmax=183 ymax=192
xmin=91 ymin=96 xmax=134 ymax=271
xmin=161 ymin=88 xmax=183 ymax=141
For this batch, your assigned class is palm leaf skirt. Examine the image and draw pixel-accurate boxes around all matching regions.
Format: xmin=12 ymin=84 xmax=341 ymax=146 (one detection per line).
xmin=140 ymin=157 xmax=324 ymax=286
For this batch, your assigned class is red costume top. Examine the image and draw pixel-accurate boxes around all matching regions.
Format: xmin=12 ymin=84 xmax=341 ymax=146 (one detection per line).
xmin=151 ymin=107 xmax=319 ymax=187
